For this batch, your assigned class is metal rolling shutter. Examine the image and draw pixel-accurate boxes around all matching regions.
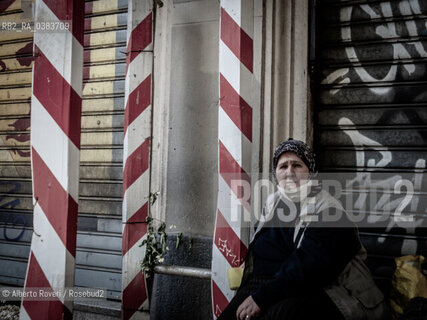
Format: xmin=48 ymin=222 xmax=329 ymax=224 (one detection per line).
xmin=0 ymin=0 xmax=34 ymax=287
xmin=0 ymin=0 xmax=129 ymax=301
xmin=79 ymin=0 xmax=128 ymax=300
xmin=314 ymin=0 xmax=427 ymax=295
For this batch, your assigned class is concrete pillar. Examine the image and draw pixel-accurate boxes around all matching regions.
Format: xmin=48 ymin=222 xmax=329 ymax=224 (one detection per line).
xmin=21 ymin=0 xmax=84 ymax=318
xmin=212 ymin=0 xmax=255 ymax=318
xmin=121 ymin=0 xmax=153 ymax=319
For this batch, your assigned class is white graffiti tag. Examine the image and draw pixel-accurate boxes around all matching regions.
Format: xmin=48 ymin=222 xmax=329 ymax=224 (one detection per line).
xmin=339 ymin=117 xmax=425 ymax=253
xmin=217 ymin=238 xmax=239 ymax=266
xmin=324 ymin=0 xmax=427 ymax=95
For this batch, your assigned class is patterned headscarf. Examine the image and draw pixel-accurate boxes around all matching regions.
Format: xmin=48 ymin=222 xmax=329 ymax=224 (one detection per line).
xmin=272 ymin=139 xmax=317 ymax=176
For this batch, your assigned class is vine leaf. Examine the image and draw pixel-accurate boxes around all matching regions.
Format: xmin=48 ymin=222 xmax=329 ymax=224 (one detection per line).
xmin=149 ymin=191 xmax=160 ymax=206
xmin=176 ymin=233 xmax=183 ymax=249
xmin=140 ymin=217 xmax=168 ymax=277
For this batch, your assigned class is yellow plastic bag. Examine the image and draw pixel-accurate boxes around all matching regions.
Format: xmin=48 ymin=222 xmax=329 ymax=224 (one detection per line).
xmin=227 ymin=267 xmax=244 ymax=290
xmin=390 ymin=255 xmax=427 ymax=319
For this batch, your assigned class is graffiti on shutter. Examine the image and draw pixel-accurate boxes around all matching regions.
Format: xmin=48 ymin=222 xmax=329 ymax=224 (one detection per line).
xmin=315 ymin=0 xmax=427 ymax=293
xmin=0 ymin=0 xmax=33 ymax=285
xmin=0 ymin=0 xmax=129 ymax=299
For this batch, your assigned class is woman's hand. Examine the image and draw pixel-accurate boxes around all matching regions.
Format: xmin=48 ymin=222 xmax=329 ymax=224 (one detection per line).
xmin=236 ymin=296 xmax=261 ymax=320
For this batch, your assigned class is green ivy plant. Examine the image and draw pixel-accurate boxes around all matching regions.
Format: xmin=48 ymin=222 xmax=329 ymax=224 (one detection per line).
xmin=140 ymin=216 xmax=168 ymax=278
xmin=140 ymin=191 xmax=191 ymax=277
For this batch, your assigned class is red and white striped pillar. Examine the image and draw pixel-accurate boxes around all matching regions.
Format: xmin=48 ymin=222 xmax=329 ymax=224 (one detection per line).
xmin=212 ymin=1 xmax=254 ymax=318
xmin=20 ymin=0 xmax=84 ymax=319
xmin=121 ymin=0 xmax=153 ymax=319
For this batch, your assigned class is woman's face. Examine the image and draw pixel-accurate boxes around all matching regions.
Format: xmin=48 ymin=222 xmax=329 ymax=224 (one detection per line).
xmin=275 ymin=152 xmax=310 ymax=190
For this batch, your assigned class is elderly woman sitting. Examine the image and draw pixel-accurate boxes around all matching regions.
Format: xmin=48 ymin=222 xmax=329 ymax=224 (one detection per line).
xmin=218 ymin=139 xmax=389 ymax=320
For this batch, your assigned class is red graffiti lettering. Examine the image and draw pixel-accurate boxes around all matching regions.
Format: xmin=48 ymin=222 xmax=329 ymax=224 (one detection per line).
xmin=0 ymin=0 xmax=15 ymax=14
xmin=8 ymin=118 xmax=30 ymax=131
xmin=16 ymin=42 xmax=34 ymax=67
